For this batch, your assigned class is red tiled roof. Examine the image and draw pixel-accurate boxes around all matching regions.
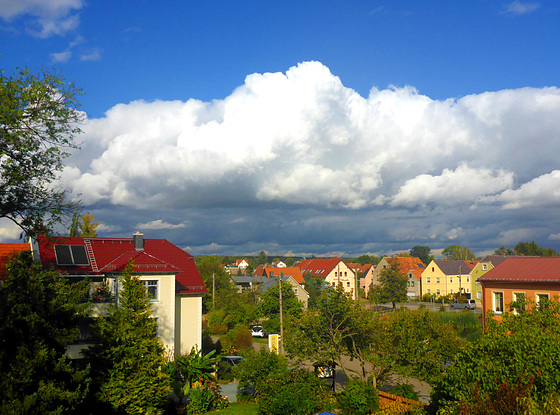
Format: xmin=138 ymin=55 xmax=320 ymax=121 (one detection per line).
xmin=36 ymin=235 xmax=206 ymax=293
xmin=0 ymin=243 xmax=30 ymax=280
xmin=263 ymin=267 xmax=304 ymax=284
xmin=478 ymin=257 xmax=560 ymax=283
xmin=297 ymin=257 xmax=345 ymax=278
xmin=253 ymin=264 xmax=266 ymax=277
xmin=389 ymin=257 xmax=426 ymax=280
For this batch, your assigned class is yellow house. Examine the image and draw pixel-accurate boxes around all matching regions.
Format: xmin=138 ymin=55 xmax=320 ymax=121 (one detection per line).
xmin=298 ymin=257 xmax=357 ymax=299
xmin=33 ymin=233 xmax=206 ymax=358
xmin=422 ymin=259 xmax=477 ymax=298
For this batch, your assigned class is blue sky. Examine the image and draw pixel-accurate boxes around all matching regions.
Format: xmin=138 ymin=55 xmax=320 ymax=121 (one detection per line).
xmin=2 ymin=1 xmax=560 ymax=258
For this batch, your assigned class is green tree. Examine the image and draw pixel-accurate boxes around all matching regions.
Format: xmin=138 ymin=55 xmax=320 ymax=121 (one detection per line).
xmin=409 ymin=245 xmax=434 ymax=265
xmin=370 ymin=258 xmax=408 ymax=308
xmin=285 ymin=257 xmax=295 ymax=267
xmin=1 ymin=67 xmax=83 ymax=237
xmin=430 ymin=297 xmax=560 ymax=413
xmin=79 ymin=213 xmax=98 ymax=237
xmin=257 ymin=250 xmax=268 ymax=265
xmin=85 ymin=261 xmax=169 ymax=415
xmin=494 ymin=245 xmax=515 ymax=256
xmin=303 ymin=272 xmax=324 ymax=309
xmin=258 ymin=281 xmax=304 ymax=318
xmin=0 ymin=251 xmax=91 ymax=414
xmin=196 ymin=255 xmax=233 ymax=311
xmin=442 ymin=245 xmax=475 ymax=260
xmin=514 ymin=241 xmax=557 ymax=257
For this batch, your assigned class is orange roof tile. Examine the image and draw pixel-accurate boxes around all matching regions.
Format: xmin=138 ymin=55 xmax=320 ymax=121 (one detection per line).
xmin=0 ymin=243 xmax=30 ymax=280
xmin=264 ymin=267 xmax=304 ymax=283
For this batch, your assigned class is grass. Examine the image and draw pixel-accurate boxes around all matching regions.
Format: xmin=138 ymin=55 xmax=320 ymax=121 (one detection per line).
xmin=207 ymin=403 xmax=259 ymax=414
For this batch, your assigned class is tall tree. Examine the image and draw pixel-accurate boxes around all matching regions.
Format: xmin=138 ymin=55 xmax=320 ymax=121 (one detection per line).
xmin=514 ymin=240 xmax=557 ymax=257
xmin=257 ymin=250 xmax=268 ymax=265
xmin=371 ymin=258 xmax=408 ymax=308
xmin=79 ymin=213 xmax=98 ymax=237
xmin=442 ymin=245 xmax=475 ymax=260
xmin=494 ymin=245 xmax=515 ymax=256
xmin=303 ymin=272 xmax=325 ymax=309
xmin=258 ymin=281 xmax=304 ymax=319
xmin=0 ymin=251 xmax=91 ymax=414
xmin=85 ymin=261 xmax=169 ymax=415
xmin=1 ymin=67 xmax=83 ymax=237
xmin=409 ymin=245 xmax=433 ymax=265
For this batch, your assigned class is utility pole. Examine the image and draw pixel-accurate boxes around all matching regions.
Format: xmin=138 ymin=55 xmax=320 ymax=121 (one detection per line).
xmin=278 ymin=272 xmax=284 ymax=355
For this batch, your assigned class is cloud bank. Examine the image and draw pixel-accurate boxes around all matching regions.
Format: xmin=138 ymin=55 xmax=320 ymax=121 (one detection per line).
xmin=54 ymin=61 xmax=560 ymax=254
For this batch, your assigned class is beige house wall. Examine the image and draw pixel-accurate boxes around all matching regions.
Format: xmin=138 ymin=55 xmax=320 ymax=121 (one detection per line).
xmin=175 ymin=295 xmax=203 ymax=355
xmin=324 ymin=261 xmax=357 ymax=299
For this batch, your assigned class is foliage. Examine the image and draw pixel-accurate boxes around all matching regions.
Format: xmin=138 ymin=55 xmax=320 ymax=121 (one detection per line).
xmin=392 ymin=383 xmax=420 ymax=401
xmin=257 ymin=250 xmax=268 ymax=265
xmin=354 ymin=254 xmax=382 ymax=265
xmin=257 ymin=367 xmax=334 ymax=415
xmin=232 ymin=348 xmax=289 ymax=399
xmin=493 ymin=245 xmax=515 ymax=256
xmin=514 ymin=240 xmax=557 ymax=257
xmin=370 ymin=257 xmax=408 ymax=308
xmin=441 ymin=245 xmax=475 ymax=260
xmin=1 ymin=67 xmax=83 ymax=237
xmin=85 ymin=261 xmax=169 ymax=415
xmin=430 ymin=297 xmax=560 ymax=413
xmin=337 ymin=380 xmax=379 ymax=415
xmin=0 ymin=251 xmax=91 ymax=414
xmin=409 ymin=246 xmax=433 ymax=266
xmin=196 ymin=255 xmax=235 ymax=312
xmin=258 ymin=281 xmax=304 ymax=318
xmin=173 ymin=347 xmax=219 ymax=386
xmin=69 ymin=212 xmax=99 ymax=237
xmin=225 ymin=325 xmax=253 ymax=352
xmin=303 ymin=274 xmax=325 ymax=309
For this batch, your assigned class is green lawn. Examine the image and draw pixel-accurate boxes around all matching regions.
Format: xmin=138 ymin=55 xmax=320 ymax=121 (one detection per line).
xmin=207 ymin=403 xmax=259 ymax=414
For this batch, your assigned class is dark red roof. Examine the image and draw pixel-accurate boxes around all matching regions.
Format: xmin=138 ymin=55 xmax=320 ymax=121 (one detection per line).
xmin=36 ymin=235 xmax=206 ymax=294
xmin=297 ymin=257 xmax=345 ymax=277
xmin=478 ymin=257 xmax=560 ymax=283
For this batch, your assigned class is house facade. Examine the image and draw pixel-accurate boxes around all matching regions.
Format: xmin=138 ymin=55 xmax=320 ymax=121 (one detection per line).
xmin=359 ymin=264 xmax=376 ymax=297
xmin=422 ymin=259 xmax=477 ymax=298
xmin=478 ymin=257 xmax=560 ymax=321
xmin=230 ymin=273 xmax=309 ymax=308
xmin=470 ymin=255 xmax=508 ymax=301
xmin=32 ymin=232 xmax=206 ymax=358
xmin=368 ymin=257 xmax=425 ymax=299
xmin=298 ymin=258 xmax=357 ymax=299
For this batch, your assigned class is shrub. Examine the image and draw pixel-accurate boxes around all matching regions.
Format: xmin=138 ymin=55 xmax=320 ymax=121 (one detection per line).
xmin=391 ymin=382 xmax=420 ymax=401
xmin=231 ymin=325 xmax=253 ymax=351
xmin=338 ymin=380 xmax=379 ymax=415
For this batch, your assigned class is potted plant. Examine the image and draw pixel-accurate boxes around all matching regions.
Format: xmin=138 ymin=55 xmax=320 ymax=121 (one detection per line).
xmin=172 ymin=380 xmax=190 ymax=414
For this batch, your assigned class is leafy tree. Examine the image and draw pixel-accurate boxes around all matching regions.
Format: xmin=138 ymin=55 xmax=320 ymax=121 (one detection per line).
xmin=303 ymin=273 xmax=325 ymax=309
xmin=257 ymin=250 xmax=268 ymax=265
xmin=285 ymin=257 xmax=295 ymax=267
xmin=409 ymin=245 xmax=434 ymax=265
xmin=1 ymin=67 xmax=83 ymax=237
xmin=354 ymin=254 xmax=381 ymax=265
xmin=85 ymin=261 xmax=169 ymax=415
xmin=69 ymin=212 xmax=99 ymax=237
xmin=442 ymin=245 xmax=475 ymax=260
xmin=430 ymin=297 xmax=560 ymax=413
xmin=0 ymin=251 xmax=91 ymax=414
xmin=196 ymin=255 xmax=235 ymax=312
xmin=258 ymin=281 xmax=304 ymax=318
xmin=514 ymin=241 xmax=557 ymax=257
xmin=494 ymin=245 xmax=515 ymax=256
xmin=370 ymin=258 xmax=408 ymax=308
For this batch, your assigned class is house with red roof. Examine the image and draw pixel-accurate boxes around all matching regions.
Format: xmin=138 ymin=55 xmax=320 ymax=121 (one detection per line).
xmin=32 ymin=232 xmax=206 ymax=358
xmin=263 ymin=266 xmax=304 ymax=284
xmin=478 ymin=257 xmax=560 ymax=321
xmin=369 ymin=257 xmax=426 ymax=299
xmin=0 ymin=243 xmax=30 ymax=281
xmin=298 ymin=257 xmax=357 ymax=299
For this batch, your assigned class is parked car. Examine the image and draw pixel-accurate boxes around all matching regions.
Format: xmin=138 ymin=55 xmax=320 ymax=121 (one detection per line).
xmin=220 ymin=355 xmax=245 ymax=367
xmin=450 ymin=299 xmax=476 ymax=310
xmin=251 ymin=325 xmax=267 ymax=338
xmin=218 ymin=356 xmax=245 ymax=381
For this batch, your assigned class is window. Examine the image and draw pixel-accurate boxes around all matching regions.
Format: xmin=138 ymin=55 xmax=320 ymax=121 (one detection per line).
xmin=427 ymin=277 xmax=431 ymax=283
xmin=437 ymin=289 xmax=441 ymax=295
xmin=432 ymin=267 xmax=435 ymax=272
xmin=494 ymin=292 xmax=504 ymax=313
xmin=54 ymin=245 xmax=89 ymax=266
xmin=450 ymin=277 xmax=453 ymax=284
xmin=436 ymin=277 xmax=440 ymax=284
xmin=346 ymin=281 xmax=350 ymax=287
xmin=334 ymin=272 xmax=337 ymax=277
xmin=427 ymin=289 xmax=431 ymax=294
xmin=513 ymin=292 xmax=526 ymax=313
xmin=144 ymin=280 xmax=158 ymax=301
xmin=476 ymin=291 xmax=482 ymax=300
xmin=344 ymin=272 xmax=347 ymax=277
xmin=410 ymin=280 xmax=415 ymax=287
xmin=482 ymin=264 xmax=487 ymax=271
xmin=537 ymin=293 xmax=550 ymax=309
xmin=294 ymin=288 xmax=299 ymax=296
xmin=466 ymin=277 xmax=470 ymax=283
xmin=450 ymin=289 xmax=453 ymax=294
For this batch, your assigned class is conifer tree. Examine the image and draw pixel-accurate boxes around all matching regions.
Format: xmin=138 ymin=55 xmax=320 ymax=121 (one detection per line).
xmin=86 ymin=261 xmax=169 ymax=414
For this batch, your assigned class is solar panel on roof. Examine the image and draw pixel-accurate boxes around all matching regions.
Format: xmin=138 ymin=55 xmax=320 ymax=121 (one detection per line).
xmin=55 ymin=245 xmax=73 ymax=265
xmin=54 ymin=245 xmax=89 ymax=266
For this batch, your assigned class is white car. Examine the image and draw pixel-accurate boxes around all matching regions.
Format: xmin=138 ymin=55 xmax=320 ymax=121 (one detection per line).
xmin=251 ymin=325 xmax=267 ymax=338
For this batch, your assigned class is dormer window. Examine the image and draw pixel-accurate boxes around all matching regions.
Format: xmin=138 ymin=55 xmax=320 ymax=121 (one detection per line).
xmin=54 ymin=245 xmax=89 ymax=266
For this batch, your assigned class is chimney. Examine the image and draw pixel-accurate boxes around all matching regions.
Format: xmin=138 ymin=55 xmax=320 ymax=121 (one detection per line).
xmin=133 ymin=231 xmax=144 ymax=251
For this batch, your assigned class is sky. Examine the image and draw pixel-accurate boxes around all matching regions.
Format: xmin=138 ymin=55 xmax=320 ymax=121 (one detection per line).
xmin=1 ymin=0 xmax=560 ymax=258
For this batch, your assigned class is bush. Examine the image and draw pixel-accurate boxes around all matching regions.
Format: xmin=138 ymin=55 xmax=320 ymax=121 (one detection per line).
xmin=391 ymin=382 xmax=420 ymax=401
xmin=231 ymin=325 xmax=253 ymax=351
xmin=338 ymin=380 xmax=379 ymax=415
xmin=257 ymin=368 xmax=334 ymax=415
